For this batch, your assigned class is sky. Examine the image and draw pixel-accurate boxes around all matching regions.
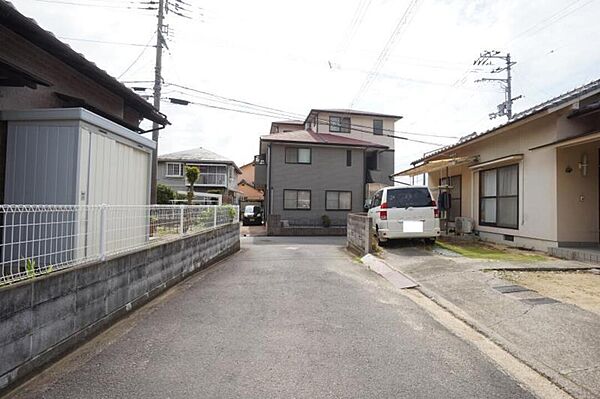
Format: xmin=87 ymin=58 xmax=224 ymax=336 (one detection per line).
xmin=10 ymin=0 xmax=600 ymax=173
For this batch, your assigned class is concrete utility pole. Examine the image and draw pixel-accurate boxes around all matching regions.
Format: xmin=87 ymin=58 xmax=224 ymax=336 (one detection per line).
xmin=473 ymin=50 xmax=522 ymax=120
xmin=150 ymin=0 xmax=165 ymax=204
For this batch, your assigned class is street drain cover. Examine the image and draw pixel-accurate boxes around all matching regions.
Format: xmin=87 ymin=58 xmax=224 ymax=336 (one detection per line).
xmin=521 ymin=297 xmax=559 ymax=305
xmin=493 ymin=285 xmax=532 ymax=294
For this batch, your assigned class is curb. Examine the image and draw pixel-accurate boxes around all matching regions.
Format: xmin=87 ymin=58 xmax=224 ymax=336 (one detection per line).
xmin=414 ymin=284 xmax=592 ymax=399
xmin=482 ymin=267 xmax=599 ymax=272
xmin=360 ymin=254 xmax=418 ymax=289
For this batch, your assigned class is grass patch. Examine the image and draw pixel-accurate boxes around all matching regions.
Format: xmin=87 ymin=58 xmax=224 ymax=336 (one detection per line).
xmin=436 ymin=240 xmax=548 ymax=262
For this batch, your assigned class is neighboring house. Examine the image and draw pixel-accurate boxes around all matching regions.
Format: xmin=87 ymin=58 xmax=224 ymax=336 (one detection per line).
xmin=158 ymin=147 xmax=242 ymax=204
xmin=237 ymin=162 xmax=264 ymax=207
xmin=0 ymin=1 xmax=168 ymax=206
xmin=395 ymin=78 xmax=600 ymax=252
xmin=255 ymin=108 xmax=401 ymax=228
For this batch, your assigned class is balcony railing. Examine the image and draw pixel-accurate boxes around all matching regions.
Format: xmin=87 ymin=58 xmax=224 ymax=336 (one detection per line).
xmin=186 ymin=173 xmax=227 ymax=186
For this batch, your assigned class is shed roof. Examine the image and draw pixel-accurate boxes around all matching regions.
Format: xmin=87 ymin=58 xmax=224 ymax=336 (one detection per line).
xmin=412 ymin=78 xmax=600 ymax=165
xmin=260 ymin=129 xmax=388 ymax=149
xmin=0 ymin=0 xmax=169 ymax=126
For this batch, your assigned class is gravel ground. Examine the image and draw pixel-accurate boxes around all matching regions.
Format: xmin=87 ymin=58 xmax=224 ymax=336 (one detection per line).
xmin=497 ymin=270 xmax=600 ymax=316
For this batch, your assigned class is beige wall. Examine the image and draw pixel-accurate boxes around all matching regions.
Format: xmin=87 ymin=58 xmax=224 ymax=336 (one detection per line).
xmin=238 ymin=163 xmax=255 ymax=185
xmin=310 ymin=112 xmax=396 ymax=149
xmin=556 ymin=142 xmax=599 ymax=244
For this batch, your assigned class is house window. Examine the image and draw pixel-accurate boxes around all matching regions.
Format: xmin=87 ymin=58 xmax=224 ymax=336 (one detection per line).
xmin=285 ymin=147 xmax=311 ymax=164
xmin=479 ymin=164 xmax=518 ymax=229
xmin=346 ymin=150 xmax=352 ymax=167
xmin=326 ymin=191 xmax=352 ymax=210
xmin=166 ymin=162 xmax=183 ymax=177
xmin=284 ymin=189 xmax=311 ymax=210
xmin=329 ymin=116 xmax=351 ymax=133
xmin=439 ymin=175 xmax=462 ymax=222
xmin=373 ymin=119 xmax=383 ymax=135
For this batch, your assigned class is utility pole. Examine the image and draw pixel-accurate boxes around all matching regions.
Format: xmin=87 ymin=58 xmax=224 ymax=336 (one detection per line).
xmin=473 ymin=50 xmax=522 ymax=120
xmin=150 ymin=0 xmax=165 ymax=204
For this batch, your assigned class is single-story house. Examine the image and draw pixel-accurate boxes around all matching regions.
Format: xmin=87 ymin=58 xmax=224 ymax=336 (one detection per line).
xmin=396 ymin=78 xmax=600 ymax=253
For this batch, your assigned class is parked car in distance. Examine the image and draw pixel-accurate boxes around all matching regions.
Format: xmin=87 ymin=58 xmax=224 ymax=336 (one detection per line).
xmin=366 ymin=186 xmax=440 ymax=244
xmin=242 ymin=205 xmax=263 ymax=226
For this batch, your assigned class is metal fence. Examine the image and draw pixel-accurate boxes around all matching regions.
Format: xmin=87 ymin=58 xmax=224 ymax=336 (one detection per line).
xmin=0 ymin=204 xmax=239 ymax=285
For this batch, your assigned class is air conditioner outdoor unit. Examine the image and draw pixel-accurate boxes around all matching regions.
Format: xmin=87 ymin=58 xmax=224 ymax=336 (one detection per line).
xmin=455 ymin=217 xmax=474 ymax=234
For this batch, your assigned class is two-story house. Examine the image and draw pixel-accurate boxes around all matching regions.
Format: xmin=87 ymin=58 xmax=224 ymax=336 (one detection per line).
xmin=255 ymin=108 xmax=401 ymax=230
xmin=158 ymin=147 xmax=241 ymax=204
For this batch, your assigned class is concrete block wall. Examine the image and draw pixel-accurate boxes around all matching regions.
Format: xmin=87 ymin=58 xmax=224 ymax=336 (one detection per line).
xmin=267 ymin=215 xmax=346 ymax=236
xmin=347 ymin=213 xmax=373 ymax=256
xmin=0 ymin=223 xmax=240 ymax=393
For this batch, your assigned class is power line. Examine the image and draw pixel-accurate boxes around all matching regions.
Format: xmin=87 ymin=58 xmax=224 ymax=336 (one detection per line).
xmin=351 ymin=0 xmax=421 ymax=107
xmin=28 ymin=0 xmax=157 ymax=9
xmin=58 ymin=36 xmax=155 ymax=47
xmin=335 ymin=0 xmax=373 ymax=59
xmin=132 ymin=81 xmax=457 ymax=141
xmin=118 ymin=32 xmax=156 ymax=79
xmin=162 ymin=94 xmax=445 ymax=146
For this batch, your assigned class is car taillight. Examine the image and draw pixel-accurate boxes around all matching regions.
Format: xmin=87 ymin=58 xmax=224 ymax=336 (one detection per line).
xmin=379 ymin=202 xmax=388 ymax=220
xmin=434 ymin=208 xmax=440 ymax=218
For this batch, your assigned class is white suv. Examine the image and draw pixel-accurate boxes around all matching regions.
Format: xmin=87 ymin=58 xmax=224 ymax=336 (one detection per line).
xmin=367 ymin=186 xmax=440 ymax=244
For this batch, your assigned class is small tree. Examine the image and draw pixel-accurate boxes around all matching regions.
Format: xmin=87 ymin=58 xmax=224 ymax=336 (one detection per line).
xmin=185 ymin=166 xmax=200 ymax=205
xmin=156 ymin=183 xmax=175 ymax=204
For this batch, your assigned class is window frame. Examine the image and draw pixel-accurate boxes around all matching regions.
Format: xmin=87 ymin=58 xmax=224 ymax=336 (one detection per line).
xmin=329 ymin=115 xmax=351 ymax=133
xmin=346 ymin=150 xmax=352 ymax=167
xmin=373 ymin=119 xmax=383 ymax=135
xmin=283 ymin=189 xmax=312 ymax=210
xmin=166 ymin=162 xmax=183 ymax=177
xmin=325 ymin=190 xmax=352 ymax=211
xmin=284 ymin=147 xmax=312 ymax=164
xmin=479 ymin=164 xmax=519 ymax=229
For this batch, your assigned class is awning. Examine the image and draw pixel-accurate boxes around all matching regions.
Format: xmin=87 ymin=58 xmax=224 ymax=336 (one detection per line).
xmin=393 ymin=156 xmax=478 ymax=177
xmin=529 ymin=131 xmax=600 ymax=151
xmin=469 ymin=154 xmax=523 ymax=170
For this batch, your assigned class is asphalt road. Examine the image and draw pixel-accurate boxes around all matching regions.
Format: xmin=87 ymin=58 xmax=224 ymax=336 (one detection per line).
xmin=12 ymin=236 xmax=534 ymax=399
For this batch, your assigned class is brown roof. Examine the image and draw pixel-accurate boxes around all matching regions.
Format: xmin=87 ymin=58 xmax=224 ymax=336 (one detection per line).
xmin=260 ymin=130 xmax=388 ymax=149
xmin=0 ymin=1 xmax=169 ymax=126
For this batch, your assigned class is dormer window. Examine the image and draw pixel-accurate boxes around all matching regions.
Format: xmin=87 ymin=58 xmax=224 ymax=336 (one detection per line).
xmin=329 ymin=116 xmax=351 ymax=133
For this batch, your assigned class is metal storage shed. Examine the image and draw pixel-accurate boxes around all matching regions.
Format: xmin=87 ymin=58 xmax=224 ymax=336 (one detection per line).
xmin=0 ymin=108 xmax=156 ymax=268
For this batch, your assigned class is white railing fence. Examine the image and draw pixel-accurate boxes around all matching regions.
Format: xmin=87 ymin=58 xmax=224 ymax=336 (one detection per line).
xmin=0 ymin=204 xmax=239 ymax=285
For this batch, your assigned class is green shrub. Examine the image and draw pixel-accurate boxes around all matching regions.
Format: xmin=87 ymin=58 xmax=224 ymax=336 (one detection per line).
xmin=157 ymin=184 xmax=175 ymax=204
xmin=321 ymin=214 xmax=331 ymax=228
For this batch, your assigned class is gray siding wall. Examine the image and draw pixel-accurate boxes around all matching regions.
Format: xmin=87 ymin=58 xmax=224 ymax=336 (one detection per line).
xmin=5 ymin=122 xmax=79 ymax=204
xmin=368 ymin=150 xmax=395 ymax=185
xmin=157 ymin=161 xmax=187 ymax=193
xmin=269 ymin=144 xmax=365 ymax=226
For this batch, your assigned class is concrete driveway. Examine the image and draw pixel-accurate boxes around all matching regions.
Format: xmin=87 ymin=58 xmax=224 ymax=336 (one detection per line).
xmin=10 ymin=236 xmax=534 ymax=399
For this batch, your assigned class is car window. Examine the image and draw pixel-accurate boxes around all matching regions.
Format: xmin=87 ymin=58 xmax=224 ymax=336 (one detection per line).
xmin=386 ymin=188 xmax=433 ymax=208
xmin=253 ymin=206 xmax=261 ymax=214
xmin=244 ymin=205 xmax=254 ymax=213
